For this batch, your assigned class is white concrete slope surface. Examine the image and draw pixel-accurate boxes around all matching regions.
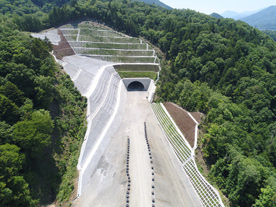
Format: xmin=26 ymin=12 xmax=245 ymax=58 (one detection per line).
xmin=61 ymin=55 xmax=127 ymax=196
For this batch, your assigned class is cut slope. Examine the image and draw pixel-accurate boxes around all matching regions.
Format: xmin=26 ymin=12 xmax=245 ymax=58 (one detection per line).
xmin=152 ymin=103 xmax=224 ymax=207
xmin=53 ymin=29 xmax=75 ymax=59
xmin=59 ymin=21 xmax=159 ymax=64
xmin=163 ymin=102 xmax=198 ymax=148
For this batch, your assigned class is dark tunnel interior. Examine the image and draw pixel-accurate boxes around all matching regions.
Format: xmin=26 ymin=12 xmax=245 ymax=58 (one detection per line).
xmin=127 ymin=81 xmax=145 ymax=91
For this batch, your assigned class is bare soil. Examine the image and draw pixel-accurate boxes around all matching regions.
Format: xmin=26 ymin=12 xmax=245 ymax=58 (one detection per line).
xmin=190 ymin=112 xmax=203 ymax=123
xmin=53 ymin=29 xmax=75 ymax=59
xmin=163 ymin=102 xmax=199 ymax=148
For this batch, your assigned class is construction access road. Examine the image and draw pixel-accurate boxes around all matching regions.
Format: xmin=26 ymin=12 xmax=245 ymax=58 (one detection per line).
xmin=75 ymin=91 xmax=201 ymax=207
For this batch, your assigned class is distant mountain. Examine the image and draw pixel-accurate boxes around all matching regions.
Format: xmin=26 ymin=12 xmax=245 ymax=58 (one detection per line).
xmin=221 ymin=9 xmax=260 ymax=20
xmin=210 ymin=13 xmax=223 ymax=19
xmin=241 ymin=6 xmax=276 ymax=30
xmin=221 ymin=10 xmax=239 ymax=19
xmin=134 ymin=0 xmax=172 ymax=9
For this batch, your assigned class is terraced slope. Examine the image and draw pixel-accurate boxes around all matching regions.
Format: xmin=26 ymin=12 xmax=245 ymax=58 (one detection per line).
xmin=59 ymin=22 xmax=159 ymax=64
xmin=152 ymin=103 xmax=224 ymax=207
xmin=59 ymin=55 xmax=127 ymax=196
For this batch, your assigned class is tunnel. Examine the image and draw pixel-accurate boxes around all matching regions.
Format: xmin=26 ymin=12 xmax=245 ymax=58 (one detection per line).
xmin=127 ymin=81 xmax=145 ymax=91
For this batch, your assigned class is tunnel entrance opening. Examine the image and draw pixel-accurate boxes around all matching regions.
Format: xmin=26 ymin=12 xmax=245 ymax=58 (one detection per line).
xmin=127 ymin=81 xmax=145 ymax=91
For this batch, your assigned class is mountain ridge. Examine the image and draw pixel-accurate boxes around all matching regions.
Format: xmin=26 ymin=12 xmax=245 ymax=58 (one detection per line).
xmin=241 ymin=5 xmax=276 ymax=30
xmin=221 ymin=8 xmax=262 ymax=19
xmin=134 ymin=0 xmax=172 ymax=9
xmin=210 ymin=12 xmax=223 ymax=19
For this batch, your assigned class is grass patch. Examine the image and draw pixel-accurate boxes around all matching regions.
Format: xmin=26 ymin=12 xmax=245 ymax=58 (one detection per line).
xmin=78 ymin=24 xmax=108 ymax=30
xmin=85 ymin=42 xmax=147 ymax=50
xmin=79 ymin=35 xmax=140 ymax=43
xmin=82 ymin=49 xmax=153 ymax=56
xmin=64 ymin=36 xmax=77 ymax=41
xmin=84 ymin=55 xmax=155 ymax=63
xmin=80 ymin=28 xmax=123 ymax=38
xmin=114 ymin=64 xmax=159 ymax=72
xmin=118 ymin=71 xmax=157 ymax=80
xmin=61 ymin=29 xmax=78 ymax=35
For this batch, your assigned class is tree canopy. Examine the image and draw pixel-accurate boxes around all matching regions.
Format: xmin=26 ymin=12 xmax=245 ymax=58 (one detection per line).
xmin=0 ymin=10 xmax=87 ymax=205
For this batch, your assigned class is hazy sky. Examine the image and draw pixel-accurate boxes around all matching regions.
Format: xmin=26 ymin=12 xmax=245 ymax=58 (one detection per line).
xmin=159 ymin=0 xmax=276 ymax=14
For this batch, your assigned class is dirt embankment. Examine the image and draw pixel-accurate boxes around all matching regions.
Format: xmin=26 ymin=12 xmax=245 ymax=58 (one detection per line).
xmin=163 ymin=102 xmax=203 ymax=148
xmin=190 ymin=112 xmax=202 ymax=124
xmin=53 ymin=29 xmax=75 ymax=59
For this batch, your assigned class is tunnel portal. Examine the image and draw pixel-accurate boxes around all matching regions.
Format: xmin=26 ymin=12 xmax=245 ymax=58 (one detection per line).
xmin=122 ymin=78 xmax=151 ymax=92
xmin=127 ymin=81 xmax=145 ymax=91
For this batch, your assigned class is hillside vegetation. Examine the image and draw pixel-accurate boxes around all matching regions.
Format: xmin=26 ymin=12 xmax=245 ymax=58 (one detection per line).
xmin=133 ymin=0 xmax=172 ymax=9
xmin=0 ymin=0 xmax=275 ymax=206
xmin=210 ymin=13 xmax=224 ymax=19
xmin=263 ymin=30 xmax=276 ymax=41
xmin=0 ymin=19 xmax=86 ymax=207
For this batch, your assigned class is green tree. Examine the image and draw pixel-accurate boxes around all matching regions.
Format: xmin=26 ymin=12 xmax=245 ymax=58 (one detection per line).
xmin=0 ymin=94 xmax=19 ymax=124
xmin=0 ymin=122 xmax=13 ymax=145
xmin=14 ymin=14 xmax=42 ymax=32
xmin=254 ymin=187 xmax=276 ymax=207
xmin=203 ymin=123 xmax=226 ymax=163
xmin=5 ymin=63 xmax=36 ymax=98
xmin=13 ymin=110 xmax=53 ymax=156
xmin=0 ymin=81 xmax=25 ymax=107
xmin=226 ymin=157 xmax=269 ymax=206
xmin=34 ymin=76 xmax=55 ymax=108
xmin=0 ymin=144 xmax=35 ymax=207
xmin=18 ymin=99 xmax=34 ymax=120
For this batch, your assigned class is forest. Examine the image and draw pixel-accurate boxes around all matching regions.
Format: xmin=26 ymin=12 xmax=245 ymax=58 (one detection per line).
xmin=0 ymin=0 xmax=276 ymax=206
xmin=0 ymin=4 xmax=87 ymax=206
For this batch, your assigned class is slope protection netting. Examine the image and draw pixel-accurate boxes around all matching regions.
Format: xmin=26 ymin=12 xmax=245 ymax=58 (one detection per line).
xmin=151 ymin=103 xmax=224 ymax=207
xmin=59 ymin=24 xmax=158 ymax=64
xmin=82 ymin=55 xmax=157 ymax=64
xmin=152 ymin=103 xmax=192 ymax=162
xmin=77 ymin=48 xmax=154 ymax=56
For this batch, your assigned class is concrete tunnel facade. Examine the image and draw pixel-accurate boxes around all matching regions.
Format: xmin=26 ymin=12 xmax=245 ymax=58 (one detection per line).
xmin=122 ymin=78 xmax=152 ymax=91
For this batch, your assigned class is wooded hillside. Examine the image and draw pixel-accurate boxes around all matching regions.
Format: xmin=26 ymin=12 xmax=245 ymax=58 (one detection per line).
xmin=0 ymin=19 xmax=86 ymax=207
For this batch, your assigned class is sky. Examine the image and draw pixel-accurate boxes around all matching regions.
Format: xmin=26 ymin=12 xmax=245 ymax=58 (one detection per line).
xmin=159 ymin=0 xmax=276 ymax=15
